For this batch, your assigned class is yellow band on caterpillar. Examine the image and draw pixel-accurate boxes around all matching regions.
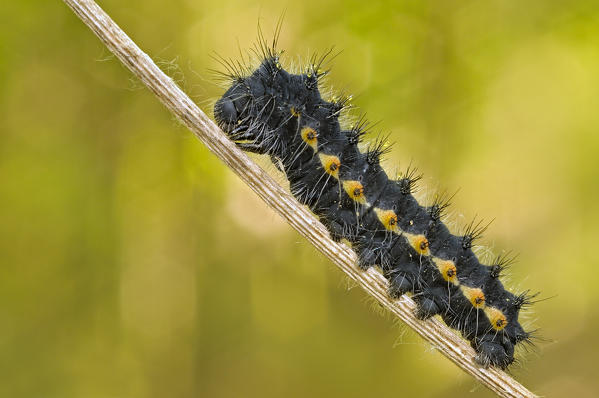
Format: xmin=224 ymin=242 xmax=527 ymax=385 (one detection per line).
xmin=342 ymin=180 xmax=366 ymax=204
xmin=374 ymin=208 xmax=399 ymax=232
xmin=318 ymin=154 xmax=341 ymax=179
xmin=460 ymin=285 xmax=486 ymax=308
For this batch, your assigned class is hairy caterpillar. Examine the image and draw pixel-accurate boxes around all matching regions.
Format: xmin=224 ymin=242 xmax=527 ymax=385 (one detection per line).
xmin=213 ymin=30 xmax=537 ymax=369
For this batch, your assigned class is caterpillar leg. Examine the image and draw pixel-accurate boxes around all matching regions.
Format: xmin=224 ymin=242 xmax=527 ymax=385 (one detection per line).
xmin=237 ymin=142 xmax=268 ymax=154
xmin=413 ymin=294 xmax=442 ymax=320
xmin=356 ymin=247 xmax=379 ymax=270
xmin=386 ymin=272 xmax=415 ymax=298
xmin=320 ymin=218 xmax=347 ymax=243
xmin=472 ymin=334 xmax=515 ymax=369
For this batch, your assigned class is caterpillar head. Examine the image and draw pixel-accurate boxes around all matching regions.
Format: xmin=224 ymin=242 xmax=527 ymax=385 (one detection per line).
xmin=215 ymin=57 xmax=322 ymax=141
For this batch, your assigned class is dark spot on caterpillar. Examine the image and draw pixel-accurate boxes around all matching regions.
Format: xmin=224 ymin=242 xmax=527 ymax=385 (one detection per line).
xmin=398 ymin=165 xmax=423 ymax=195
xmin=461 ymin=217 xmax=492 ymax=250
xmin=490 ymin=252 xmax=518 ymax=279
xmin=428 ymin=190 xmax=457 ymax=223
xmin=489 ymin=264 xmax=503 ymax=279
xmin=213 ymin=32 xmax=538 ymax=370
xmin=514 ymin=290 xmax=540 ymax=309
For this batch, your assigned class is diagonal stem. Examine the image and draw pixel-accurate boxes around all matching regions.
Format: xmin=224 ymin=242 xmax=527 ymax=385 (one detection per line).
xmin=61 ymin=1 xmax=537 ymax=396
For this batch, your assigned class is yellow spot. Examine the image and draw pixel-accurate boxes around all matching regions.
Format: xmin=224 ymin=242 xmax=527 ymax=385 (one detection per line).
xmin=484 ymin=306 xmax=508 ymax=331
xmin=342 ymin=180 xmax=366 ymax=204
xmin=405 ymin=233 xmax=430 ymax=256
xmin=460 ymin=286 xmax=486 ymax=308
xmin=301 ymin=127 xmax=318 ymax=151
xmin=290 ymin=107 xmax=300 ymax=117
xmin=374 ymin=208 xmax=399 ymax=232
xmin=433 ymin=258 xmax=458 ymax=285
xmin=318 ymin=154 xmax=340 ymax=179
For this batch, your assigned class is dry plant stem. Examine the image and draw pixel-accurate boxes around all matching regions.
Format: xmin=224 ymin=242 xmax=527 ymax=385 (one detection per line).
xmin=62 ymin=1 xmax=537 ymax=397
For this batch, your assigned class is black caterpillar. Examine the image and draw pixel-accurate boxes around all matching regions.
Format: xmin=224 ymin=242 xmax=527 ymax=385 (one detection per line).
xmin=213 ymin=34 xmax=536 ymax=369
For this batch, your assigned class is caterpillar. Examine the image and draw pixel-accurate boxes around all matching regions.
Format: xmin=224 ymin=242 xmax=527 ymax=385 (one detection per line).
xmin=213 ymin=31 xmax=537 ymax=370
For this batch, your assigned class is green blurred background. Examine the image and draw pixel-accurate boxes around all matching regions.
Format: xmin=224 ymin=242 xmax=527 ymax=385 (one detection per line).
xmin=1 ymin=0 xmax=598 ymax=397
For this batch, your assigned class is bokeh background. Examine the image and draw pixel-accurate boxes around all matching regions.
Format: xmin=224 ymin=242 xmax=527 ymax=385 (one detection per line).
xmin=2 ymin=1 xmax=599 ymax=397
